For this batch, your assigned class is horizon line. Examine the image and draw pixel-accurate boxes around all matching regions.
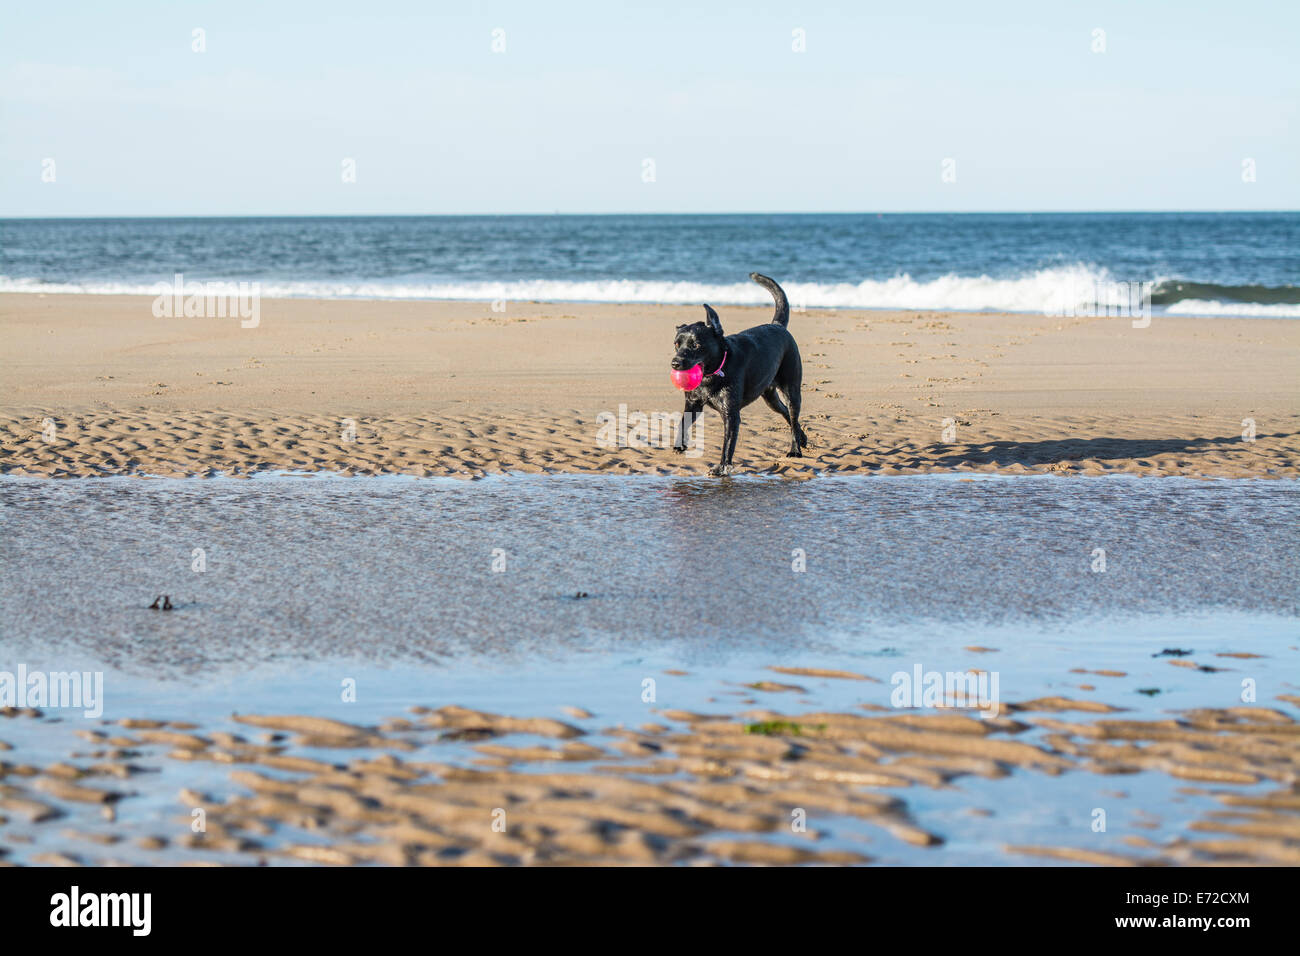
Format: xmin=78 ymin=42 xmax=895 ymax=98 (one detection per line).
xmin=3 ymin=209 xmax=1298 ymax=221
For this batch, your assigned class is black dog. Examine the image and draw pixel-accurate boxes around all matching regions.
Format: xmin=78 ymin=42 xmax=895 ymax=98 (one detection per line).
xmin=671 ymin=273 xmax=807 ymax=476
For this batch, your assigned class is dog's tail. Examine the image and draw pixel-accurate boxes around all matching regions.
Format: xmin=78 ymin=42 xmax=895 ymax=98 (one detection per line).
xmin=749 ymin=272 xmax=790 ymax=327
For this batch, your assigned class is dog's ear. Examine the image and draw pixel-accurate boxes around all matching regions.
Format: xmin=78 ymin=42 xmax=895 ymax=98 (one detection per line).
xmin=703 ymin=304 xmax=724 ymax=339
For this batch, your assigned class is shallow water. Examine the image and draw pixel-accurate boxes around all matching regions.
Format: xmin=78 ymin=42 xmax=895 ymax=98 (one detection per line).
xmin=0 ymin=474 xmax=1297 ymax=865
xmin=2 ymin=473 xmax=1296 ymax=675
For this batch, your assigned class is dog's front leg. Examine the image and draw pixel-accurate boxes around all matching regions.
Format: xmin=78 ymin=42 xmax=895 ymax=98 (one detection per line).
xmin=709 ymin=403 xmax=741 ymax=476
xmin=674 ymin=398 xmax=702 ymax=453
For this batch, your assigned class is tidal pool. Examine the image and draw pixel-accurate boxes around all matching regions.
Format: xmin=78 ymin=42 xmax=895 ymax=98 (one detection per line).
xmin=0 ymin=474 xmax=1296 ymax=865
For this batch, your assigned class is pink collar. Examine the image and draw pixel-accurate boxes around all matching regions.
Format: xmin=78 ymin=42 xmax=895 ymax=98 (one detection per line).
xmin=709 ymin=351 xmax=728 ymax=378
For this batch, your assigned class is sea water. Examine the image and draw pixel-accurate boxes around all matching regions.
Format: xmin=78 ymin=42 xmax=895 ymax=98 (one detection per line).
xmin=3 ymin=212 xmax=1298 ymax=316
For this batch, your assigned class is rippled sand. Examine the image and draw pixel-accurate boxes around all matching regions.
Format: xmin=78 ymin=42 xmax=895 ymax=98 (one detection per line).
xmin=2 ymin=294 xmax=1296 ymax=478
xmin=3 ymin=688 xmax=1299 ymax=866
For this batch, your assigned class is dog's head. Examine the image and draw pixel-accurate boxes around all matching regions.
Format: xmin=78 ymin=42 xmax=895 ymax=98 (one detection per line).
xmin=670 ymin=305 xmax=725 ymax=372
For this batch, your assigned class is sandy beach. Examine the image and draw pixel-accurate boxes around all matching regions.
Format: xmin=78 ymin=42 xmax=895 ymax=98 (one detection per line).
xmin=2 ymin=293 xmax=1297 ymax=479
xmin=2 ymin=293 xmax=1299 ymax=868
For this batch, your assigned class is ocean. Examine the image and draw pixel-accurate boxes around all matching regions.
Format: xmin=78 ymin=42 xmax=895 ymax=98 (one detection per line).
xmin=2 ymin=212 xmax=1297 ymax=316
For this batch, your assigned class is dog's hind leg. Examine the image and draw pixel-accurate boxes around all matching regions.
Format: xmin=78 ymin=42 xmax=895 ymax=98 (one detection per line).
xmin=775 ymin=355 xmax=807 ymax=455
xmin=762 ymin=387 xmax=802 ymax=458
xmin=762 ymin=387 xmax=792 ymax=425
xmin=785 ymin=384 xmax=807 ymax=451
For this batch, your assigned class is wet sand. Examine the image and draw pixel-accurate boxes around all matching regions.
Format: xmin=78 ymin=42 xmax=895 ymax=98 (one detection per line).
xmin=2 ymin=294 xmax=1297 ymax=478
xmin=1 ymin=473 xmax=1297 ymax=865
xmin=3 ymin=691 xmax=1299 ymax=867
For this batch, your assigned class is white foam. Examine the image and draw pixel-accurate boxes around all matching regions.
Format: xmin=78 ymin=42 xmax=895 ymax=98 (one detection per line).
xmin=1163 ymin=299 xmax=1300 ymax=318
xmin=0 ymin=266 xmax=1290 ymax=317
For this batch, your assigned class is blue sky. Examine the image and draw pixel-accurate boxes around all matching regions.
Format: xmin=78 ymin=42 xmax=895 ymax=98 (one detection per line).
xmin=2 ymin=0 xmax=1296 ymax=215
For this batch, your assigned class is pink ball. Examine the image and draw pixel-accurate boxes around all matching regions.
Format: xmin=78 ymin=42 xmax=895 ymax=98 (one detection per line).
xmin=670 ymin=364 xmax=704 ymax=391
